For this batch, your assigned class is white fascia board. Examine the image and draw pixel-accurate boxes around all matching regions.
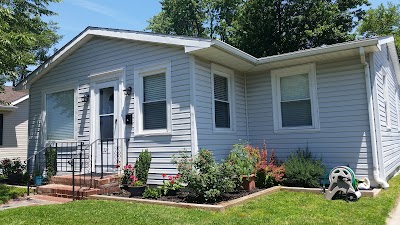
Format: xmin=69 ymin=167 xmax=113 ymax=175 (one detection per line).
xmin=256 ymin=38 xmax=381 ymax=64
xmin=11 ymin=95 xmax=29 ymax=106
xmin=211 ymin=40 xmax=258 ymax=64
xmin=0 ymin=105 xmax=18 ymax=111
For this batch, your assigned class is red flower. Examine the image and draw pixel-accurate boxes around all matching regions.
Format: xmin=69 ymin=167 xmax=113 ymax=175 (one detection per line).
xmin=116 ymin=164 xmax=120 ymax=168
xmin=162 ymin=173 xmax=167 ymax=178
xmin=168 ymin=175 xmax=173 ymax=180
xmin=170 ymin=180 xmax=175 ymax=185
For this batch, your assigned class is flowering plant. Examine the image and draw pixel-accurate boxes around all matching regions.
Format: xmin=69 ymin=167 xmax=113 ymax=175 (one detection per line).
xmin=159 ymin=173 xmax=182 ymax=195
xmin=0 ymin=158 xmax=26 ymax=177
xmin=120 ymin=164 xmax=143 ymax=186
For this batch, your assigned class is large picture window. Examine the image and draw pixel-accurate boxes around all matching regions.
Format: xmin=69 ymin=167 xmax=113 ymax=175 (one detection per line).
xmin=271 ymin=64 xmax=319 ymax=132
xmin=46 ymin=89 xmax=74 ymax=140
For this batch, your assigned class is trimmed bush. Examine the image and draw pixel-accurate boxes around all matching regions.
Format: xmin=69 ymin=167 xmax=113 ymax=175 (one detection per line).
xmin=283 ymin=148 xmax=325 ymax=188
xmin=134 ymin=149 xmax=152 ymax=183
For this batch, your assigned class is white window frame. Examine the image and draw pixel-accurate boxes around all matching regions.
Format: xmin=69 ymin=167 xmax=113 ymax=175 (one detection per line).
xmin=134 ymin=61 xmax=172 ymax=136
xmin=211 ymin=63 xmax=235 ymax=132
xmin=383 ymin=70 xmax=392 ymax=130
xmin=396 ymin=88 xmax=399 ymax=131
xmin=271 ymin=63 xmax=320 ymax=133
xmin=42 ymin=83 xmax=77 ymax=143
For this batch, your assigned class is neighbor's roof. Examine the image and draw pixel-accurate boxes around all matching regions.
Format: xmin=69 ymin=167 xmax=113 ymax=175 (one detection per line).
xmin=0 ymin=86 xmax=28 ymax=105
xmin=15 ymin=26 xmax=400 ymax=90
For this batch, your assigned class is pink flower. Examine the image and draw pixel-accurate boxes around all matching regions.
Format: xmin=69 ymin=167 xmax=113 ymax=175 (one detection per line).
xmin=168 ymin=175 xmax=173 ymax=180
xmin=170 ymin=180 xmax=175 ymax=185
xmin=130 ymin=175 xmax=138 ymax=181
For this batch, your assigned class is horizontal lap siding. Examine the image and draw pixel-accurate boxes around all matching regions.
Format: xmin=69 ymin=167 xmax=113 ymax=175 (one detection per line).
xmin=247 ymin=58 xmax=373 ymax=179
xmin=29 ymin=37 xmax=192 ymax=184
xmin=373 ymin=46 xmax=400 ymax=179
xmin=195 ymin=59 xmax=247 ymax=161
xmin=0 ymin=99 xmax=29 ymax=160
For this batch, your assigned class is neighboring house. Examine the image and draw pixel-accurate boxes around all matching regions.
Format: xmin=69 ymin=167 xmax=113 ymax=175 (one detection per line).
xmin=0 ymin=86 xmax=29 ymax=161
xmin=15 ymin=27 xmax=400 ymax=187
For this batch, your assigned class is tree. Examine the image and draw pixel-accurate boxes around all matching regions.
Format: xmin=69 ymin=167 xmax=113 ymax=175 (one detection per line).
xmin=146 ymin=0 xmax=243 ymax=41
xmin=357 ymin=2 xmax=400 ymax=53
xmin=233 ymin=0 xmax=369 ymax=57
xmin=0 ymin=0 xmax=61 ymax=87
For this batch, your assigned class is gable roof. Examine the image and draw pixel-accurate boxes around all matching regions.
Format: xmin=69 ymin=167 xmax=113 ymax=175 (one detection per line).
xmin=14 ymin=26 xmax=400 ymax=90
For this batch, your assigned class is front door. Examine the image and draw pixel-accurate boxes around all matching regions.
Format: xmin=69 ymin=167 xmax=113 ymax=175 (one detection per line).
xmin=94 ymin=80 xmax=121 ymax=173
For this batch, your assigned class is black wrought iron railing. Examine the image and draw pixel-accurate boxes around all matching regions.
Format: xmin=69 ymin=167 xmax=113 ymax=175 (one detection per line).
xmin=69 ymin=138 xmax=129 ymax=200
xmin=25 ymin=141 xmax=82 ymax=195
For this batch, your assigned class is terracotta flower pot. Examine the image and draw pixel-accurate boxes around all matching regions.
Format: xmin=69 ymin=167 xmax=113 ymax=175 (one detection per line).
xmin=121 ymin=185 xmax=146 ymax=197
xmin=242 ymin=174 xmax=256 ymax=191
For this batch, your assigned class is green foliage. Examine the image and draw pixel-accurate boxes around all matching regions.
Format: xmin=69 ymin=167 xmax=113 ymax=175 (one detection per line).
xmin=0 ymin=0 xmax=61 ymax=85
xmin=159 ymin=174 xmax=182 ymax=195
xmin=0 ymin=184 xmax=25 ymax=204
xmin=173 ymin=149 xmax=238 ymax=202
xmin=142 ymin=187 xmax=161 ymax=199
xmin=226 ymin=144 xmax=256 ymax=177
xmin=134 ymin=149 xmax=152 ymax=183
xmin=283 ymin=148 xmax=325 ymax=188
xmin=146 ymin=0 xmax=242 ymax=41
xmin=45 ymin=148 xmax=57 ymax=178
xmin=120 ymin=164 xmax=144 ymax=186
xmin=357 ymin=2 xmax=400 ymax=53
xmin=233 ymin=0 xmax=368 ymax=57
xmin=0 ymin=158 xmax=25 ymax=177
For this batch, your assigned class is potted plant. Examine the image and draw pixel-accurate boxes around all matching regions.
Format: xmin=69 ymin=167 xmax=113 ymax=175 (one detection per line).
xmin=120 ymin=164 xmax=146 ymax=196
xmin=33 ymin=165 xmax=43 ymax=186
xmin=120 ymin=149 xmax=152 ymax=197
xmin=159 ymin=173 xmax=182 ymax=196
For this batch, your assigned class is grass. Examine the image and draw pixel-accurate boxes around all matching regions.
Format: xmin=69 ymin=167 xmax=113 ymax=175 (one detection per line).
xmin=0 ymin=184 xmax=26 ymax=204
xmin=1 ymin=175 xmax=400 ymax=224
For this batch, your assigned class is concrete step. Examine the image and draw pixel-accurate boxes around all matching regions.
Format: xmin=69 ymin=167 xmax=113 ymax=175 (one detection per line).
xmin=50 ymin=174 xmax=120 ymax=189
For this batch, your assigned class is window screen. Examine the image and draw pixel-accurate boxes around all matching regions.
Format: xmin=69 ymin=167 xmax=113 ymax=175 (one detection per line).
xmin=46 ymin=90 xmax=74 ymax=140
xmin=143 ymin=73 xmax=167 ymax=130
xmin=214 ymin=74 xmax=230 ymax=128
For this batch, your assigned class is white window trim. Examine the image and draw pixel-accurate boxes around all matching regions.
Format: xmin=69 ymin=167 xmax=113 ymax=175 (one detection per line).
xmin=42 ymin=83 xmax=78 ymax=143
xmin=211 ymin=63 xmax=236 ymax=133
xmin=271 ymin=63 xmax=320 ymax=133
xmin=396 ymin=88 xmax=399 ymax=132
xmin=383 ymin=70 xmax=392 ymax=130
xmin=134 ymin=61 xmax=172 ymax=136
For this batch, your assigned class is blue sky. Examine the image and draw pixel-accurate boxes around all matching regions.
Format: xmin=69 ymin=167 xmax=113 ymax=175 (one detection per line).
xmin=46 ymin=0 xmax=391 ymax=50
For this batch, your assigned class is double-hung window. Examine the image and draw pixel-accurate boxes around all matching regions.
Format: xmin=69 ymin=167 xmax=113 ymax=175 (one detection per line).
xmin=271 ymin=63 xmax=319 ymax=132
xmin=134 ymin=62 xmax=171 ymax=135
xmin=212 ymin=64 xmax=234 ymax=131
xmin=45 ymin=89 xmax=75 ymax=141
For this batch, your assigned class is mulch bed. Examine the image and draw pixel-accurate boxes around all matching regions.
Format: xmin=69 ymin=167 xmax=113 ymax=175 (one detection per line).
xmin=107 ymin=188 xmax=265 ymax=205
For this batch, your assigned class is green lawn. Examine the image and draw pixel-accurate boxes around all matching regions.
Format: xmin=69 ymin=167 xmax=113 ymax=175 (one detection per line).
xmin=0 ymin=184 xmax=26 ymax=204
xmin=1 ymin=176 xmax=400 ymax=225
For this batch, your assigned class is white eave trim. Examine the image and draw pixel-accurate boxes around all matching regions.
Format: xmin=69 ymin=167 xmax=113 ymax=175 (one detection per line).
xmin=11 ymin=95 xmax=29 ymax=106
xmin=0 ymin=105 xmax=18 ymax=111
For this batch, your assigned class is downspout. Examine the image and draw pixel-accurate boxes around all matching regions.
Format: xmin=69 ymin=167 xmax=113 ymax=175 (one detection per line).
xmin=244 ymin=72 xmax=250 ymax=142
xmin=360 ymin=47 xmax=390 ymax=189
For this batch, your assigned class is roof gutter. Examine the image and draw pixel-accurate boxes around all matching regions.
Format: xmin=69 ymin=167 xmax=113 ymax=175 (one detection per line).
xmin=360 ymin=47 xmax=389 ymax=189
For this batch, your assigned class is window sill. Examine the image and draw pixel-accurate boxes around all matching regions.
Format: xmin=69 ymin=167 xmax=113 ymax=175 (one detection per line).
xmin=212 ymin=128 xmax=236 ymax=134
xmin=273 ymin=127 xmax=320 ymax=134
xmin=134 ymin=131 xmax=172 ymax=137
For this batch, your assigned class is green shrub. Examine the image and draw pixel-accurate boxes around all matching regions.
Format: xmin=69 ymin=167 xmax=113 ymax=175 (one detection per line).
xmin=134 ymin=149 xmax=152 ymax=183
xmin=0 ymin=184 xmax=25 ymax=204
xmin=226 ymin=144 xmax=256 ymax=177
xmin=45 ymin=148 xmax=57 ymax=178
xmin=142 ymin=187 xmax=161 ymax=199
xmin=173 ymin=149 xmax=238 ymax=203
xmin=0 ymin=158 xmax=25 ymax=177
xmin=283 ymin=148 xmax=325 ymax=188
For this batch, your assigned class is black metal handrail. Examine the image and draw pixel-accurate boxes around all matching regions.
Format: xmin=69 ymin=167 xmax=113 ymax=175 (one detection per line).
xmin=25 ymin=141 xmax=81 ymax=195
xmin=69 ymin=138 xmax=129 ymax=200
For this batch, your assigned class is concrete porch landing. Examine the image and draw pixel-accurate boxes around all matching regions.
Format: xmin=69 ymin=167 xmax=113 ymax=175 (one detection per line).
xmin=37 ymin=174 xmax=120 ymax=199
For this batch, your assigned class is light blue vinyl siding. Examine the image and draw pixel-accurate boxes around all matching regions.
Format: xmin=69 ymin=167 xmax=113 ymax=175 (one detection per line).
xmin=246 ymin=57 xmax=374 ymax=179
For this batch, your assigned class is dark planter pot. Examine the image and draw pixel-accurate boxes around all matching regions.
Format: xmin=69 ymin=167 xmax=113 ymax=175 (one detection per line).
xmin=165 ymin=189 xmax=178 ymax=196
xmin=242 ymin=174 xmax=256 ymax=191
xmin=8 ymin=174 xmax=22 ymax=185
xmin=34 ymin=176 xmax=43 ymax=186
xmin=121 ymin=185 xmax=146 ymax=197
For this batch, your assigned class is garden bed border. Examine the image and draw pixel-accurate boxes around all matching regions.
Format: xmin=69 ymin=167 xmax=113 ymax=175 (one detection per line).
xmin=88 ymin=186 xmax=381 ymax=211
